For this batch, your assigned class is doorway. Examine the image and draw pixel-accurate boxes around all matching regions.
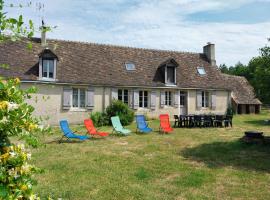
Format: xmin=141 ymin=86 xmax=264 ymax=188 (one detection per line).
xmin=180 ymin=91 xmax=187 ymax=115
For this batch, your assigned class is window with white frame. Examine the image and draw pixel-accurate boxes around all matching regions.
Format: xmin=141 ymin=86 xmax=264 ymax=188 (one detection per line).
xmin=202 ymin=91 xmax=209 ymax=108
xmin=139 ymin=90 xmax=148 ymax=108
xmin=166 ymin=66 xmax=176 ymax=85
xmin=165 ymin=91 xmax=172 ymax=106
xmin=42 ymin=59 xmax=55 ymax=79
xmin=72 ymin=88 xmax=86 ymax=108
xmin=118 ymin=89 xmax=128 ymax=104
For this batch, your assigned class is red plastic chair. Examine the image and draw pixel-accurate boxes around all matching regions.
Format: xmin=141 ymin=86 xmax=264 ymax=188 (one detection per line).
xmin=159 ymin=114 xmax=173 ymax=134
xmin=84 ymin=119 xmax=109 ymax=137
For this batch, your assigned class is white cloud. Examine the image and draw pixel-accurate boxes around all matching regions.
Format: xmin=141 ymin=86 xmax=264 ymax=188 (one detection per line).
xmin=4 ymin=0 xmax=270 ymax=65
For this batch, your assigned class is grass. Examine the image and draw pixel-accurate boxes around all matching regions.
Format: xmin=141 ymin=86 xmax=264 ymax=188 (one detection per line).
xmin=27 ymin=110 xmax=270 ymax=199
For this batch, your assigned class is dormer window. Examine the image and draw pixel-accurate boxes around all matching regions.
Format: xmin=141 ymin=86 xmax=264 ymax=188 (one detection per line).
xmin=197 ymin=66 xmax=206 ymax=75
xmin=166 ymin=66 xmax=176 ymax=85
xmin=38 ymin=48 xmax=58 ymax=81
xmin=42 ymin=59 xmax=54 ymax=78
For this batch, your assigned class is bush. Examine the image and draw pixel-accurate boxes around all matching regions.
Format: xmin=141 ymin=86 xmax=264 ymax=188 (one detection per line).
xmin=90 ymin=112 xmax=109 ymax=127
xmin=0 ymin=144 xmax=42 ymax=200
xmin=105 ymin=100 xmax=134 ymax=126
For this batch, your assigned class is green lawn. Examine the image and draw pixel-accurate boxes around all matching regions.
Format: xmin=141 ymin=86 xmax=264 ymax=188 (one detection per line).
xmin=30 ymin=110 xmax=270 ymax=200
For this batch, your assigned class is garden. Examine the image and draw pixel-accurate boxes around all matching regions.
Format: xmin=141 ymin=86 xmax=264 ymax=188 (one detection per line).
xmin=29 ymin=110 xmax=270 ymax=199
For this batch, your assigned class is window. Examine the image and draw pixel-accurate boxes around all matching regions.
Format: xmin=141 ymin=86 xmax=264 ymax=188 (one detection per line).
xmin=139 ymin=90 xmax=148 ymax=108
xmin=42 ymin=59 xmax=54 ymax=79
xmin=118 ymin=89 xmax=128 ymax=104
xmin=165 ymin=91 xmax=172 ymax=106
xmin=180 ymin=92 xmax=186 ymax=106
xmin=197 ymin=67 xmax=206 ymax=75
xmin=202 ymin=91 xmax=209 ymax=108
xmin=125 ymin=62 xmax=135 ymax=71
xmin=72 ymin=88 xmax=86 ymax=108
xmin=167 ymin=67 xmax=175 ymax=84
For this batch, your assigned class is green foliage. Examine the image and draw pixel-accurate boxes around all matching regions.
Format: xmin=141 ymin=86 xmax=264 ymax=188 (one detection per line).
xmin=0 ymin=144 xmax=42 ymax=200
xmin=0 ymin=2 xmax=35 ymax=43
xmin=105 ymin=100 xmax=134 ymax=126
xmin=90 ymin=112 xmax=109 ymax=127
xmin=220 ymin=39 xmax=270 ymax=104
xmin=0 ymin=78 xmax=49 ymax=147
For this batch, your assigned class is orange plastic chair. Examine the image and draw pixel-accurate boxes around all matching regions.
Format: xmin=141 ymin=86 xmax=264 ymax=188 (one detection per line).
xmin=84 ymin=119 xmax=109 ymax=137
xmin=159 ymin=114 xmax=173 ymax=134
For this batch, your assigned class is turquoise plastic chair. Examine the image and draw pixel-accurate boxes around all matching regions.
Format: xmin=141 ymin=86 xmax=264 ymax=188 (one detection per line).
xmin=135 ymin=115 xmax=152 ymax=133
xmin=111 ymin=116 xmax=131 ymax=135
xmin=59 ymin=120 xmax=89 ymax=142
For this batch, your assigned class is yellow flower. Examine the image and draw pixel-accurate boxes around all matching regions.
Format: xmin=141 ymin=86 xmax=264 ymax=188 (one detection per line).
xmin=0 ymin=153 xmax=10 ymax=162
xmin=25 ymin=123 xmax=38 ymax=132
xmin=0 ymin=101 xmax=8 ymax=110
xmin=14 ymin=77 xmax=20 ymax=84
xmin=20 ymin=184 xmax=28 ymax=191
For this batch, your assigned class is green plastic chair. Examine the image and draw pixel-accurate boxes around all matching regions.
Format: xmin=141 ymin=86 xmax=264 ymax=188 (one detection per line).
xmin=111 ymin=116 xmax=131 ymax=135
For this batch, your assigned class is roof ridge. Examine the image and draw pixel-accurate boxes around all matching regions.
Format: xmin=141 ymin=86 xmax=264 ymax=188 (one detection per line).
xmin=32 ymin=37 xmax=202 ymax=55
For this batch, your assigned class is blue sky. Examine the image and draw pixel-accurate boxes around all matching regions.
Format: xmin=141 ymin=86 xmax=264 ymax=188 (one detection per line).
xmin=5 ymin=0 xmax=270 ymax=65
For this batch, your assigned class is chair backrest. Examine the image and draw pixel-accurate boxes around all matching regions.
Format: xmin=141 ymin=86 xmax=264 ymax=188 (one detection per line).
xmin=159 ymin=114 xmax=171 ymax=129
xmin=216 ymin=115 xmax=224 ymax=120
xmin=136 ymin=115 xmax=147 ymax=129
xmin=60 ymin=120 xmax=72 ymax=136
xmin=111 ymin=116 xmax=123 ymax=130
xmin=84 ymin=119 xmax=97 ymax=134
xmin=173 ymin=115 xmax=179 ymax=120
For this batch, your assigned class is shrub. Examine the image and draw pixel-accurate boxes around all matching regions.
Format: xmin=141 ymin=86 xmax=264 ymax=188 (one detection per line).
xmin=105 ymin=100 xmax=134 ymax=126
xmin=0 ymin=144 xmax=42 ymax=200
xmin=90 ymin=112 xmax=109 ymax=127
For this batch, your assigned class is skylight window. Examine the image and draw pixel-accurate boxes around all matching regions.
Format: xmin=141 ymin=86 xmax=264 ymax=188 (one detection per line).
xmin=197 ymin=67 xmax=206 ymax=75
xmin=125 ymin=62 xmax=136 ymax=71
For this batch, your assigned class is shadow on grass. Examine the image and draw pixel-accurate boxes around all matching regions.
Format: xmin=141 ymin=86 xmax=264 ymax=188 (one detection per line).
xmin=181 ymin=140 xmax=270 ymax=172
xmin=244 ymin=120 xmax=270 ymax=127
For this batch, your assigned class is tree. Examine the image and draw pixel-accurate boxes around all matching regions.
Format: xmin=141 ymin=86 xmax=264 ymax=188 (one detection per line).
xmin=220 ymin=39 xmax=270 ymax=104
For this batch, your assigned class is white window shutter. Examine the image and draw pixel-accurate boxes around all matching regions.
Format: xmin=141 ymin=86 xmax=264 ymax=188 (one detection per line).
xmin=63 ymin=87 xmax=72 ymax=110
xmin=160 ymin=91 xmax=165 ymax=108
xmin=196 ymin=90 xmax=202 ymax=109
xmin=86 ymin=87 xmax=95 ymax=110
xmin=174 ymin=90 xmax=180 ymax=108
xmin=150 ymin=91 xmax=156 ymax=110
xmin=129 ymin=90 xmax=133 ymax=108
xmin=111 ymin=88 xmax=118 ymax=101
xmin=133 ymin=90 xmax=139 ymax=109
xmin=211 ymin=91 xmax=216 ymax=110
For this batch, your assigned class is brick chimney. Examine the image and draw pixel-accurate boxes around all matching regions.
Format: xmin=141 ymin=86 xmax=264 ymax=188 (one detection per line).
xmin=203 ymin=42 xmax=216 ymax=66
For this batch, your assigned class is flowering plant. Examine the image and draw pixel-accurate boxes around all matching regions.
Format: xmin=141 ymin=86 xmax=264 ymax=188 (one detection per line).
xmin=0 ymin=144 xmax=41 ymax=200
xmin=0 ymin=78 xmax=43 ymax=147
xmin=0 ymin=78 xmax=52 ymax=199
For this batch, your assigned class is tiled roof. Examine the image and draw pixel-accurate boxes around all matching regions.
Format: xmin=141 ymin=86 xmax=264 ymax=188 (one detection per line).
xmin=222 ymin=74 xmax=262 ymax=105
xmin=0 ymin=38 xmax=227 ymax=89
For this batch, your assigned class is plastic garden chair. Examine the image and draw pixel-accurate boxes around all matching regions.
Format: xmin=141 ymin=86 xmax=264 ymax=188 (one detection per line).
xmin=135 ymin=115 xmax=152 ymax=133
xmin=159 ymin=114 xmax=173 ymax=134
xmin=84 ymin=119 xmax=109 ymax=137
xmin=59 ymin=120 xmax=89 ymax=142
xmin=111 ymin=116 xmax=131 ymax=135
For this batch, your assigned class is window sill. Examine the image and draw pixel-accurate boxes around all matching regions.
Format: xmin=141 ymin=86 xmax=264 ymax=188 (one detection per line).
xmin=69 ymin=108 xmax=87 ymax=112
xmin=38 ymin=77 xmax=56 ymax=82
xmin=165 ymin=84 xmax=177 ymax=87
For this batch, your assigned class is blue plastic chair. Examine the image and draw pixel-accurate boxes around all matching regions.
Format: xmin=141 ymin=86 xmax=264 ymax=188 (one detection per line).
xmin=59 ymin=120 xmax=89 ymax=142
xmin=135 ymin=115 xmax=152 ymax=133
